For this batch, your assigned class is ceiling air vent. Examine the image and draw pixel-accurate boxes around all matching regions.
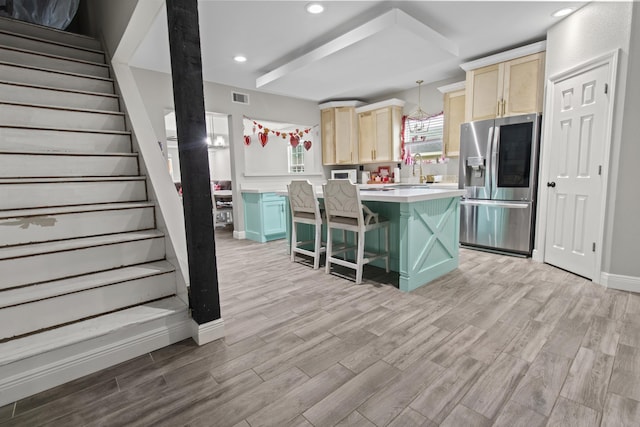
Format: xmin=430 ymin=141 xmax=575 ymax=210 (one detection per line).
xmin=232 ymin=92 xmax=249 ymax=104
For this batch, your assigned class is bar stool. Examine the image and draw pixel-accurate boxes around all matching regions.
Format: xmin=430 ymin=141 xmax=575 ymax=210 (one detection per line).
xmin=288 ymin=180 xmax=326 ymax=269
xmin=323 ymin=179 xmax=389 ymax=284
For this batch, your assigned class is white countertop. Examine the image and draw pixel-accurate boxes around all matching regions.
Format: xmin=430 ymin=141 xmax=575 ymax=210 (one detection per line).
xmin=357 ymin=187 xmax=465 ymax=203
xmin=270 ymin=185 xmax=464 ymax=203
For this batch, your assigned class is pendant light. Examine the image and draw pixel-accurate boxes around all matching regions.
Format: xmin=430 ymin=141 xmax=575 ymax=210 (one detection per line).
xmin=407 ymin=80 xmax=430 ymax=134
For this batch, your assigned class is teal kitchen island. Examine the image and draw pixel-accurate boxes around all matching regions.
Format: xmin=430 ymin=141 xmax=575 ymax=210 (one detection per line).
xmin=282 ymin=186 xmax=465 ymax=292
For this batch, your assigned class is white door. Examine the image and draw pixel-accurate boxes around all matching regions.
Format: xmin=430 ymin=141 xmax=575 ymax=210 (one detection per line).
xmin=544 ymin=63 xmax=610 ymax=279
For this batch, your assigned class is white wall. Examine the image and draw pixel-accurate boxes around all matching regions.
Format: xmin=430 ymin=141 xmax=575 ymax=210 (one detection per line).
xmin=542 ymin=1 xmax=638 ymax=277
xmin=129 ymin=67 xmax=322 ymax=233
xmin=609 ymin=2 xmax=640 ymax=276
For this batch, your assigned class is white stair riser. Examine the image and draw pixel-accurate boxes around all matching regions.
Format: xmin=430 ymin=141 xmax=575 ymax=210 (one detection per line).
xmin=0 ymin=19 xmax=102 ymax=51
xmin=0 ymin=236 xmax=166 ymax=289
xmin=0 ymin=83 xmax=119 ymax=111
xmin=0 ymin=127 xmax=131 ymax=153
xmin=0 ymin=153 xmax=138 ymax=178
xmin=0 ymin=272 xmax=176 ymax=340
xmin=0 ymin=180 xmax=147 ymax=210
xmin=0 ymin=206 xmax=155 ymax=247
xmin=0 ymin=32 xmax=104 ymax=63
xmin=0 ymin=48 xmax=109 ymax=78
xmin=0 ymin=63 xmax=113 ymax=93
xmin=0 ymin=104 xmax=125 ymax=131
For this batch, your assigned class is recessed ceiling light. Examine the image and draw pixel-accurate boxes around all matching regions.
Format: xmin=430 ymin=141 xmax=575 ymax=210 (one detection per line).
xmin=233 ymin=55 xmax=247 ymax=63
xmin=306 ymin=3 xmax=324 ymax=14
xmin=552 ymin=7 xmax=574 ymax=18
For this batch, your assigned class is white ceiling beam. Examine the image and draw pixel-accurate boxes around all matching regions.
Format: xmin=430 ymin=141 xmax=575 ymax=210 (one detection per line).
xmin=256 ymin=8 xmax=458 ymax=89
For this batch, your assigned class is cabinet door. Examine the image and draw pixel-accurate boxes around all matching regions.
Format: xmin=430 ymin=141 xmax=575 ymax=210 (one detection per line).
xmin=503 ymin=52 xmax=545 ymax=117
xmin=443 ymin=89 xmax=465 ymax=157
xmin=466 ymin=63 xmax=503 ymax=121
xmin=263 ymin=199 xmax=286 ymax=239
xmin=373 ymin=107 xmax=392 ymax=161
xmin=334 ymin=107 xmax=357 ymax=164
xmin=358 ymin=110 xmax=375 ymax=163
xmin=321 ymin=109 xmax=335 ymax=165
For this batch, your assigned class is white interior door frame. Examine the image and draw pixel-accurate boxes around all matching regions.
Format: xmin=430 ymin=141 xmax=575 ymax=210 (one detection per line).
xmin=533 ymin=49 xmax=619 ymax=284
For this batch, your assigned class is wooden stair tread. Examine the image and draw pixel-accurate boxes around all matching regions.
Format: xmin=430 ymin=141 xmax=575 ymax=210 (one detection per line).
xmin=0 ymin=44 xmax=109 ymax=67
xmin=0 ymin=28 xmax=104 ymax=55
xmin=0 ymin=176 xmax=145 ymax=184
xmin=0 ymin=80 xmax=119 ymax=98
xmin=0 ymin=60 xmax=113 ymax=82
xmin=0 ymin=229 xmax=164 ymax=260
xmin=0 ymin=100 xmax=125 ymax=116
xmin=0 ymin=201 xmax=155 ymax=220
xmin=0 ymin=261 xmax=176 ymax=307
xmin=0 ymin=296 xmax=187 ymax=367
xmin=0 ymin=124 xmax=131 ymax=135
xmin=0 ymin=151 xmax=137 ymax=157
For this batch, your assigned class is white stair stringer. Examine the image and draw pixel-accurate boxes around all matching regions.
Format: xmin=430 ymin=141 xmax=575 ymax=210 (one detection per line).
xmin=0 ymin=17 xmax=193 ymax=407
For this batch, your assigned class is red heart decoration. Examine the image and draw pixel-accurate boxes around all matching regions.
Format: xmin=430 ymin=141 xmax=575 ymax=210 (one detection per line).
xmin=304 ymin=129 xmax=310 ymax=134
xmin=258 ymin=132 xmax=268 ymax=147
xmin=258 ymin=124 xmax=263 ymax=129
xmin=244 ymin=135 xmax=251 ymax=146
xmin=303 ymin=140 xmax=312 ymax=151
xmin=290 ymin=134 xmax=300 ymax=148
xmin=275 ymin=131 xmax=280 ymax=136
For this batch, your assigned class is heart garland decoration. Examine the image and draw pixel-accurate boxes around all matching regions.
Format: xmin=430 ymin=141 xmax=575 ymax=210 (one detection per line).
xmin=258 ymin=132 xmax=268 ymax=147
xmin=290 ymin=134 xmax=300 ymax=148
xmin=303 ymin=140 xmax=312 ymax=151
xmin=244 ymin=135 xmax=251 ymax=146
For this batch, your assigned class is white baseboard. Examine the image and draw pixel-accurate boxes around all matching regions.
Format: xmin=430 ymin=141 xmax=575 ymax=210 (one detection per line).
xmin=233 ymin=230 xmax=246 ymax=240
xmin=0 ymin=311 xmax=191 ymax=407
xmin=600 ymin=272 xmax=640 ymax=293
xmin=191 ymin=318 xmax=225 ymax=345
xmin=532 ymin=249 xmax=543 ymax=263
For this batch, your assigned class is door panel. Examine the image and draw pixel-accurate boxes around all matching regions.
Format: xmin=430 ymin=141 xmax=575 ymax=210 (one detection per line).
xmin=544 ymin=63 xmax=609 ymax=279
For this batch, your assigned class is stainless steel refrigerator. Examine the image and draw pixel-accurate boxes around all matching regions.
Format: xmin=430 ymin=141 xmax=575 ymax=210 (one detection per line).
xmin=458 ymin=113 xmax=541 ymax=255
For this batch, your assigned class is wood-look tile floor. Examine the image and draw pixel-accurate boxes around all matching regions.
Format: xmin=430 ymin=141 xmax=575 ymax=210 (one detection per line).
xmin=2 ymin=228 xmax=640 ymax=426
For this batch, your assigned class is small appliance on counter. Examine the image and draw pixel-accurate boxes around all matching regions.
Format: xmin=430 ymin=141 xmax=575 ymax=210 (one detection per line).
xmin=459 ymin=113 xmax=542 ymax=256
xmin=330 ymin=169 xmax=358 ymax=184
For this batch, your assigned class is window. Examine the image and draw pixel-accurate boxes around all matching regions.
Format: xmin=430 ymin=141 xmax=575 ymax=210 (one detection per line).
xmin=404 ymin=112 xmax=444 ymax=156
xmin=288 ymin=144 xmax=305 ymax=173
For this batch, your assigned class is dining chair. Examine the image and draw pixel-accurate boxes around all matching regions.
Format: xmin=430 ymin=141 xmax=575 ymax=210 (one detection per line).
xmin=323 ymin=179 xmax=389 ymax=284
xmin=287 ymin=180 xmax=326 ymax=269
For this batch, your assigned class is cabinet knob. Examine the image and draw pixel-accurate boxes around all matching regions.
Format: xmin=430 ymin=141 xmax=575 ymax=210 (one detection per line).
xmin=547 ymin=182 xmax=556 ymax=188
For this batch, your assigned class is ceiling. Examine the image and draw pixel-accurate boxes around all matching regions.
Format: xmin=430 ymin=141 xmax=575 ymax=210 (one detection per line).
xmin=130 ymin=1 xmax=586 ymax=103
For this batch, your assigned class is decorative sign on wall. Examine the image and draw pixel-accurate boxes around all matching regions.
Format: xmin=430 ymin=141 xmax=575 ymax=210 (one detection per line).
xmin=243 ymin=116 xmax=316 ymax=150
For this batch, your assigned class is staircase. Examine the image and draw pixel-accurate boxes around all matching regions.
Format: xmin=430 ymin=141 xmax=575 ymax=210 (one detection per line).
xmin=0 ymin=17 xmax=191 ymax=406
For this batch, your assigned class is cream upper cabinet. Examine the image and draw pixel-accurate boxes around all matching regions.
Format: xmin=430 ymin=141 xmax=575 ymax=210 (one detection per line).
xmin=320 ymin=103 xmax=359 ymax=165
xmin=356 ymin=100 xmax=404 ymax=164
xmin=443 ymin=88 xmax=466 ymax=157
xmin=465 ymin=50 xmax=545 ymax=121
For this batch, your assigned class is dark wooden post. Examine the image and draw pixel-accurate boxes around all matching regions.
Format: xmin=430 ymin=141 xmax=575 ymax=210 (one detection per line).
xmin=165 ymin=0 xmax=221 ymax=324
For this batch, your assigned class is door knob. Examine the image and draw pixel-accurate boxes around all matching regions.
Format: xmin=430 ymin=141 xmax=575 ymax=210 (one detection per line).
xmin=547 ymin=182 xmax=556 ymax=188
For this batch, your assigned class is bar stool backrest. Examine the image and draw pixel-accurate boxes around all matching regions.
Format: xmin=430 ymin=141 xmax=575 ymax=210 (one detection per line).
xmin=323 ymin=179 xmax=364 ymax=226
xmin=288 ymin=180 xmax=321 ymax=223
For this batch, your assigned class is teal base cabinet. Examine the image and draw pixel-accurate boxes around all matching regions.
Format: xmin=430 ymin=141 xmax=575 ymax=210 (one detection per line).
xmin=242 ymin=192 xmax=287 ymax=243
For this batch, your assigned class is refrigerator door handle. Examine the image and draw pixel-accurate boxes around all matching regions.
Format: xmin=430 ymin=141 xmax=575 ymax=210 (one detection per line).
xmin=486 ymin=126 xmax=494 ymax=192
xmin=490 ymin=126 xmax=500 ymax=196
xmin=461 ymin=200 xmax=529 ymax=209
